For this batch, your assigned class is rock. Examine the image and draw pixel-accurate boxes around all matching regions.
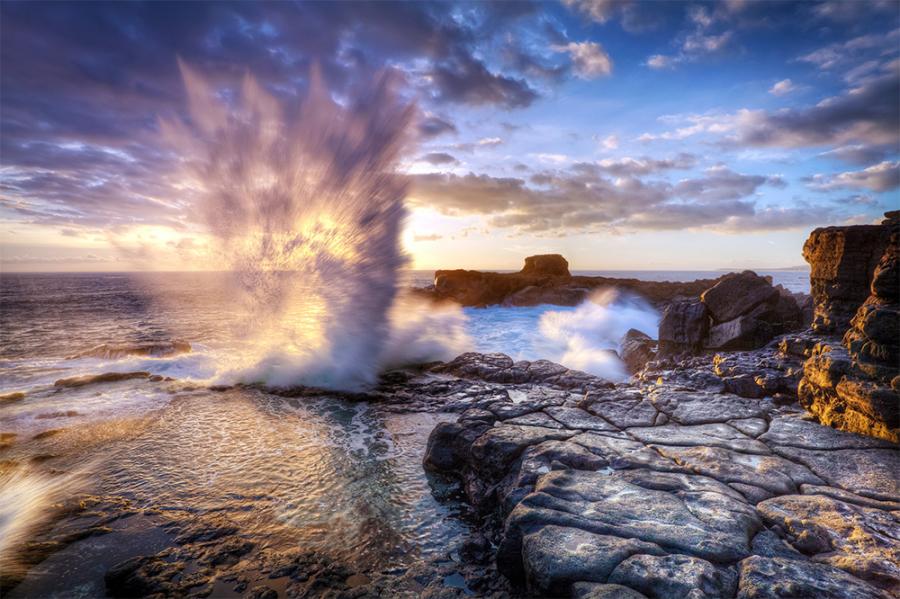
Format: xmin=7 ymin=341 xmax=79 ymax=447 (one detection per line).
xmin=627 ymin=423 xmax=771 ymax=455
xmin=701 ymin=271 xmax=780 ymax=324
xmin=757 ymin=494 xmax=900 ymax=593
xmin=608 ymin=553 xmax=737 ymax=599
xmin=469 ymin=425 xmax=576 ymax=484
xmin=544 ymin=406 xmax=618 ymax=431
xmin=803 ymin=220 xmax=891 ymax=334
xmin=572 ymin=582 xmax=649 ymax=598
xmin=650 ymin=389 xmax=768 ymax=425
xmin=423 ymin=421 xmax=490 ymax=472
xmin=620 ymin=329 xmax=655 ymax=375
xmin=705 ymin=315 xmax=775 ymax=351
xmin=658 ymin=301 xmax=708 ymax=356
xmin=521 ymin=254 xmax=570 ymax=277
xmin=736 ymin=556 xmax=893 ymax=599
xmin=427 ymin=255 xmax=722 ymax=308
xmin=582 ymin=391 xmax=661 ymax=428
xmin=797 ymin=214 xmax=900 ymax=442
xmin=759 ymin=416 xmax=896 ymax=450
xmin=497 ymin=469 xmax=761 ymax=582
xmin=750 ymin=529 xmax=806 ymax=560
xmin=498 ymin=440 xmax=609 ymax=512
xmin=723 ymin=374 xmax=767 ymax=398
xmin=770 ymin=446 xmax=900 ymax=502
xmin=569 ymin=432 xmax=683 ymax=472
xmin=105 ymin=553 xmax=183 ymax=597
xmin=521 ymin=526 xmax=664 ymax=594
xmin=651 ymin=445 xmax=822 ymax=495
xmin=799 ymin=343 xmax=899 ymax=443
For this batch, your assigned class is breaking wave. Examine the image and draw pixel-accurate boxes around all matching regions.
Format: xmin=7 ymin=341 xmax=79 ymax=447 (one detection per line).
xmin=161 ymin=64 xmax=467 ymax=391
xmin=537 ymin=289 xmax=658 ymax=381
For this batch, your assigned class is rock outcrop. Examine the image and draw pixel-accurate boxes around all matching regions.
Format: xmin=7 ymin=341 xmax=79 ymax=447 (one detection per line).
xmin=422 ymin=350 xmax=899 ymax=598
xmin=799 ymin=212 xmax=900 ymax=442
xmin=657 ymin=271 xmax=802 ymax=357
xmin=521 ymin=254 xmax=570 ymax=277
xmin=803 ymin=218 xmax=891 ymax=333
xmin=426 ymin=254 xmax=723 ymax=308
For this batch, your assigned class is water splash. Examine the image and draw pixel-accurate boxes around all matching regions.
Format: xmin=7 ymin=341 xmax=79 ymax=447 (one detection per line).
xmin=537 ymin=289 xmax=658 ymax=381
xmin=162 ymin=64 xmax=466 ymax=390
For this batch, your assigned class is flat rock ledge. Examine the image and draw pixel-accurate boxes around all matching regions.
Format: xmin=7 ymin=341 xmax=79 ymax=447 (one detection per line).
xmin=421 ymin=349 xmax=900 ymax=599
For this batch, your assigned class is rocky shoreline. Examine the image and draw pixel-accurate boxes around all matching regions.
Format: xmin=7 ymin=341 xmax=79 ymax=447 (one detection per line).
xmin=417 ymin=211 xmax=899 ymax=598
xmin=420 ymin=344 xmax=898 ymax=598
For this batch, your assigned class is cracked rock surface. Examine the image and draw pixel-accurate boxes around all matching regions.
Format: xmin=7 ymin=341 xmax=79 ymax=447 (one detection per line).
xmin=423 ymin=347 xmax=900 ymax=598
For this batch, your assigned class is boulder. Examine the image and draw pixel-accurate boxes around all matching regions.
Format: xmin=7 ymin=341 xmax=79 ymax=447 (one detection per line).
xmin=705 ymin=315 xmax=775 ymax=351
xmin=619 ymin=329 xmax=655 ymax=374
xmin=701 ymin=271 xmax=780 ymax=324
xmin=521 ymin=254 xmax=570 ymax=277
xmin=658 ymin=301 xmax=708 ymax=356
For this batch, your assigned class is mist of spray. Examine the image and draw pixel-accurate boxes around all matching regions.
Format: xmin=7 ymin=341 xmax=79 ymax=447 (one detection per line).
xmin=162 ymin=64 xmax=468 ymax=390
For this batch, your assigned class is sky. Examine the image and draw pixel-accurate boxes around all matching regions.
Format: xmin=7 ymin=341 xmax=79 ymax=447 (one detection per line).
xmin=1 ymin=0 xmax=899 ymax=272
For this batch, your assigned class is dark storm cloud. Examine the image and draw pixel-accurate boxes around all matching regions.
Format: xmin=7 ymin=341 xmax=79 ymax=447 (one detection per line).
xmin=410 ymin=162 xmax=791 ymax=233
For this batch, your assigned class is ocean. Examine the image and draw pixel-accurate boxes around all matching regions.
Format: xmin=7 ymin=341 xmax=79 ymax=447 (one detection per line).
xmin=0 ymin=269 xmax=810 ymax=595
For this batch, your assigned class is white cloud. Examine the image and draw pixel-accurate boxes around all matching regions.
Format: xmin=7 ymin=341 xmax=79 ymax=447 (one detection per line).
xmin=646 ymin=54 xmax=674 ymax=69
xmin=769 ymin=78 xmax=796 ymax=96
xmin=600 ymin=134 xmax=619 ymax=150
xmin=553 ymin=41 xmax=613 ymax=79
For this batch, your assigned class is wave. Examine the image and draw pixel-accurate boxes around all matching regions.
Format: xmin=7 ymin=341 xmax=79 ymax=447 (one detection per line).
xmin=66 ymin=340 xmax=192 ymax=360
xmin=536 ymin=289 xmax=658 ymax=382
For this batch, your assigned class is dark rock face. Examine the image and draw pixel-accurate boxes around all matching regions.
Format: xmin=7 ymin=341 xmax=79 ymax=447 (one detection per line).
xmin=619 ymin=329 xmax=655 ymax=374
xmin=521 ymin=254 xmax=570 ymax=277
xmin=655 ymin=273 xmax=803 ymax=358
xmin=422 ymin=350 xmax=900 ymax=598
xmin=706 ymin=315 xmax=774 ymax=351
xmin=803 ymin=219 xmax=891 ymax=333
xmin=799 ymin=212 xmax=900 ymax=443
xmin=701 ymin=271 xmax=780 ymax=324
xmin=658 ymin=301 xmax=708 ymax=356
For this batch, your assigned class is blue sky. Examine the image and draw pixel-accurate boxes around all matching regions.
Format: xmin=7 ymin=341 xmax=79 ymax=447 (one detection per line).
xmin=1 ymin=0 xmax=898 ymax=271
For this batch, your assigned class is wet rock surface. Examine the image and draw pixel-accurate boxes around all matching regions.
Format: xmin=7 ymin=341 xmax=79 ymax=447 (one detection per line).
xmin=423 ymin=350 xmax=900 ymax=598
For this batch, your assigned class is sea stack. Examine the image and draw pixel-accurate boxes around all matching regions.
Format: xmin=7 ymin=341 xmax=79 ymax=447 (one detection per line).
xmin=799 ymin=211 xmax=900 ymax=442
